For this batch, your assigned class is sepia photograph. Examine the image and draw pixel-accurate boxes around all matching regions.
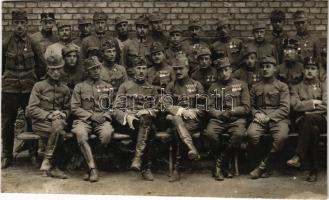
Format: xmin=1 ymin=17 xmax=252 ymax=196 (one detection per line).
xmin=0 ymin=0 xmax=327 ymax=199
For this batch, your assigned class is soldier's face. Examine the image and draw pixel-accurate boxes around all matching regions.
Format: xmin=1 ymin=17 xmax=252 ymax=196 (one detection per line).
xmin=198 ymin=55 xmax=211 ymax=69
xmin=79 ymin=23 xmax=91 ymax=36
xmin=94 ymin=20 xmax=107 ymax=33
xmin=304 ymin=65 xmax=319 ymax=80
xmin=64 ymin=52 xmax=78 ymax=67
xmin=244 ymin=53 xmax=257 ymax=68
xmin=189 ymin=26 xmax=201 ymax=39
xmin=134 ymin=65 xmax=147 ymax=81
xmin=170 ymin=32 xmax=182 ymax=44
xmin=294 ymin=21 xmax=308 ymax=33
xmin=271 ymin=19 xmax=284 ymax=32
xmin=217 ymin=66 xmax=232 ymax=81
xmin=151 ymin=21 xmax=163 ymax=32
xmin=13 ymin=20 xmax=27 ymax=36
xmin=262 ymin=63 xmax=276 ymax=78
xmin=47 ymin=67 xmax=62 ymax=81
xmin=253 ymin=29 xmax=266 ymax=43
xmin=116 ymin=22 xmax=128 ymax=36
xmin=173 ymin=66 xmax=189 ymax=80
xmin=103 ymin=48 xmax=116 ymax=62
xmin=87 ymin=65 xmax=101 ymax=80
xmin=136 ymin=25 xmax=148 ymax=37
xmin=58 ymin=26 xmax=71 ymax=41
xmin=151 ymin=51 xmax=165 ymax=64
xmin=217 ymin=24 xmax=230 ymax=38
xmin=283 ymin=48 xmax=298 ymax=62
xmin=41 ymin=20 xmax=55 ymax=33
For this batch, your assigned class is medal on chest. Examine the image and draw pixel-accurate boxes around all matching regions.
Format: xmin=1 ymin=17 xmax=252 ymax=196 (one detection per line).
xmin=186 ymin=83 xmax=197 ymax=93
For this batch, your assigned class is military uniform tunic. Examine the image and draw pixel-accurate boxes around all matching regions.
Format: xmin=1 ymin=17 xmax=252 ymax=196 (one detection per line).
xmin=277 ymin=61 xmax=304 ymax=88
xmin=147 ymin=63 xmax=174 ymax=92
xmin=191 ymin=66 xmax=218 ymax=92
xmin=232 ymin=64 xmax=262 ymax=89
xmin=31 ymin=30 xmax=59 ymax=55
xmin=81 ymin=33 xmax=114 ymax=59
xmin=100 ymin=63 xmax=128 ymax=94
xmin=267 ymin=31 xmax=288 ymax=64
xmin=246 ymin=41 xmax=279 ymax=65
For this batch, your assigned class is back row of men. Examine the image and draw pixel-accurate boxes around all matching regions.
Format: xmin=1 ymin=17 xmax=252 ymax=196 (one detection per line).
xmin=2 ymin=9 xmax=326 ymax=183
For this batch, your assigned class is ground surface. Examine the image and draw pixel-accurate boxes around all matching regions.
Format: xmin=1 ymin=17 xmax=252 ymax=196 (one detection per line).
xmin=1 ymin=156 xmax=327 ymax=199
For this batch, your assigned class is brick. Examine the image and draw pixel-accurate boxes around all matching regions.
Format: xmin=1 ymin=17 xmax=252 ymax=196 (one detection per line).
xmin=143 ymin=2 xmax=154 ymax=8
xmin=239 ymin=20 xmax=250 ymax=25
xmin=194 ymin=8 xmax=205 ymax=14
xmin=178 ymin=14 xmax=189 ymax=19
xmin=154 ymin=2 xmax=167 ymax=7
xmin=114 ymin=8 xmax=125 ymax=14
xmin=171 ymin=8 xmax=182 ymax=14
xmin=119 ymin=2 xmax=131 ymax=7
xmin=136 ymin=8 xmax=148 ymax=14
xmin=3 ymin=14 xmax=11 ymax=20
xmin=85 ymin=2 xmax=96 ymax=7
xmin=246 ymin=14 xmax=257 ymax=20
xmin=62 ymin=2 xmax=72 ymax=7
xmin=3 ymin=2 xmax=14 ymax=8
xmin=240 ymin=8 xmax=251 ymax=14
xmin=305 ymin=2 xmax=315 ymax=7
xmin=217 ymin=8 xmax=229 ymax=14
xmin=234 ymin=2 xmax=245 ymax=7
xmin=131 ymin=2 xmax=142 ymax=8
xmin=229 ymin=8 xmax=239 ymax=14
xmin=310 ymin=8 xmax=321 ymax=13
xmin=61 ymin=14 xmax=73 ymax=20
xmin=32 ymin=8 xmax=43 ymax=14
xmin=246 ymin=2 xmax=257 ymax=7
xmin=125 ymin=8 xmax=137 ymax=13
xmin=73 ymin=2 xmax=85 ymax=8
xmin=321 ymin=8 xmax=328 ymax=13
xmin=171 ymin=19 xmax=183 ymax=25
xmin=315 ymin=25 xmax=326 ymax=31
xmin=271 ymin=2 xmax=280 ymax=7
xmin=167 ymin=14 xmax=177 ymax=20
xmin=224 ymin=2 xmax=233 ymax=8
xmin=44 ymin=8 xmax=55 ymax=13
xmin=26 ymin=2 xmax=37 ymax=8
xmin=234 ymin=14 xmax=247 ymax=19
xmin=161 ymin=8 xmax=171 ymax=14
xmin=315 ymin=2 xmax=327 ymax=7
xmin=66 ymin=8 xmax=78 ymax=14
xmin=263 ymin=8 xmax=273 ymax=13
xmin=316 ymin=14 xmax=327 ymax=19
xmin=292 ymin=2 xmax=304 ymax=7
xmin=95 ymin=2 xmax=106 ymax=7
xmin=148 ymin=8 xmax=159 ymax=13
xmin=183 ymin=8 xmax=193 ymax=13
xmin=281 ymin=2 xmax=292 ymax=7
xmin=189 ymin=2 xmax=201 ymax=7
xmin=201 ymin=14 xmax=212 ymax=19
xmin=15 ymin=2 xmax=26 ymax=8
xmin=102 ymin=8 xmax=114 ymax=14
xmin=108 ymin=2 xmax=120 ymax=7
xmin=257 ymin=2 xmax=268 ymax=7
xmin=178 ymin=2 xmax=188 ymax=7
xmin=78 ymin=8 xmax=90 ymax=14
xmin=200 ymin=2 xmax=211 ymax=7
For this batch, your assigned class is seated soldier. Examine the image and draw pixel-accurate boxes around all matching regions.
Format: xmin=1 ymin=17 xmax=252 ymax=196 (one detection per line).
xmin=164 ymin=55 xmax=205 ymax=182
xmin=204 ymin=57 xmax=250 ymax=181
xmin=232 ymin=45 xmax=262 ymax=88
xmin=26 ymin=54 xmax=71 ymax=179
xmin=71 ymin=56 xmax=114 ymax=183
xmin=287 ymin=57 xmax=327 ymax=182
xmin=247 ymin=55 xmax=290 ymax=179
xmin=113 ymin=57 xmax=158 ymax=181
xmin=191 ymin=47 xmax=217 ymax=92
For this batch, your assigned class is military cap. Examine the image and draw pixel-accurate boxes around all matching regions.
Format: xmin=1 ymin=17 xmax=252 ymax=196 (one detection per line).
xmin=169 ymin=25 xmax=183 ymax=34
xmin=214 ymin=57 xmax=231 ymax=69
xmin=216 ymin=18 xmax=230 ymax=28
xmin=62 ymin=44 xmax=79 ymax=57
xmin=283 ymin=38 xmax=299 ymax=49
xmin=78 ymin=17 xmax=92 ymax=25
xmin=241 ymin=45 xmax=257 ymax=58
xmin=293 ymin=10 xmax=308 ymax=22
xmin=135 ymin=14 xmax=149 ymax=26
xmin=188 ymin=18 xmax=202 ymax=29
xmin=171 ymin=54 xmax=189 ymax=68
xmin=148 ymin=12 xmax=163 ymax=22
xmin=57 ymin=21 xmax=71 ymax=29
xmin=197 ymin=47 xmax=211 ymax=58
xmin=115 ymin=16 xmax=128 ymax=26
xmin=41 ymin=12 xmax=55 ymax=21
xmin=93 ymin=11 xmax=108 ymax=21
xmin=45 ymin=54 xmax=64 ymax=69
xmin=270 ymin=10 xmax=285 ymax=22
xmin=84 ymin=56 xmax=102 ymax=70
xmin=150 ymin=42 xmax=164 ymax=54
xmin=132 ymin=57 xmax=147 ymax=67
xmin=12 ymin=9 xmax=27 ymax=21
xmin=260 ymin=55 xmax=277 ymax=65
xmin=304 ymin=56 xmax=318 ymax=67
xmin=253 ymin=21 xmax=266 ymax=31
xmin=101 ymin=39 xmax=117 ymax=51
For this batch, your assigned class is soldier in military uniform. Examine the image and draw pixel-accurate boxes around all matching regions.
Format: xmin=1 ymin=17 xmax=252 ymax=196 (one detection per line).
xmin=267 ymin=10 xmax=288 ymax=64
xmin=204 ymin=57 xmax=250 ymax=181
xmin=2 ymin=9 xmax=47 ymax=169
xmin=182 ymin=19 xmax=209 ymax=75
xmin=31 ymin=12 xmax=58 ymax=55
xmin=165 ymin=25 xmax=188 ymax=63
xmin=247 ymin=21 xmax=279 ymax=64
xmin=114 ymin=16 xmax=131 ymax=66
xmin=191 ymin=47 xmax=217 ymax=91
xmin=315 ymin=37 xmax=327 ymax=82
xmin=293 ymin=10 xmax=318 ymax=63
xmin=71 ymin=56 xmax=114 ymax=182
xmin=286 ymin=56 xmax=327 ymax=182
xmin=277 ymin=38 xmax=304 ymax=88
xmin=73 ymin=17 xmax=92 ymax=48
xmin=81 ymin=11 xmax=116 ymax=59
xmin=148 ymin=12 xmax=169 ymax=47
xmin=147 ymin=42 xmax=174 ymax=92
xmin=113 ymin=57 xmax=158 ymax=181
xmin=45 ymin=21 xmax=80 ymax=60
xmin=233 ymin=45 xmax=262 ymax=88
xmin=122 ymin=15 xmax=152 ymax=78
xmin=26 ymin=54 xmax=70 ymax=179
xmin=100 ymin=39 xmax=128 ymax=94
xmin=210 ymin=17 xmax=244 ymax=70
xmin=247 ymin=55 xmax=290 ymax=179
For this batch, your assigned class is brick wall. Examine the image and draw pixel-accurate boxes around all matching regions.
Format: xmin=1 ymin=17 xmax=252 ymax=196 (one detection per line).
xmin=2 ymin=0 xmax=328 ymax=38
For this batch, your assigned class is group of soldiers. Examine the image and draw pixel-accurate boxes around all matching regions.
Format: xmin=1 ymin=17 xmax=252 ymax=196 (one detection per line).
xmin=1 ymin=8 xmax=327 ymax=184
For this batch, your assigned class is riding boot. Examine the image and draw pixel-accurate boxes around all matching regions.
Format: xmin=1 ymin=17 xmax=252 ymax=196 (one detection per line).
xmin=214 ymin=152 xmax=225 ymax=181
xmin=176 ymin=124 xmax=200 ymax=161
xmin=40 ymin=131 xmax=60 ymax=171
xmin=169 ymin=140 xmax=181 ymax=182
xmin=221 ymin=145 xmax=234 ymax=178
xmin=250 ymin=151 xmax=276 ymax=179
xmin=79 ymin=141 xmax=97 ymax=181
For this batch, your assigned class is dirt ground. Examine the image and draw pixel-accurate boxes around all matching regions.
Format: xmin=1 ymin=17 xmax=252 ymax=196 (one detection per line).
xmin=1 ymin=156 xmax=327 ymax=199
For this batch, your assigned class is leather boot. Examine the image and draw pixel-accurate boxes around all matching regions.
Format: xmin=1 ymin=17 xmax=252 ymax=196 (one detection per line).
xmin=89 ymin=168 xmax=99 ymax=183
xmin=307 ymin=171 xmax=318 ymax=182
xmin=40 ymin=131 xmax=60 ymax=171
xmin=1 ymin=157 xmax=13 ymax=169
xmin=131 ymin=123 xmax=150 ymax=171
xmin=214 ymin=155 xmax=224 ymax=181
xmin=250 ymin=161 xmax=267 ymax=179
xmin=46 ymin=167 xmax=68 ymax=179
xmin=287 ymin=155 xmax=301 ymax=168
xmin=40 ymin=157 xmax=52 ymax=171
xmin=176 ymin=124 xmax=200 ymax=161
xmin=141 ymin=169 xmax=154 ymax=181
xmin=221 ymin=146 xmax=234 ymax=178
xmin=169 ymin=141 xmax=181 ymax=182
xmin=79 ymin=141 xmax=97 ymax=181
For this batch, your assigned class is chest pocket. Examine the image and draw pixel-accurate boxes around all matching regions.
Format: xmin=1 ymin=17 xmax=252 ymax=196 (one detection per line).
xmin=22 ymin=51 xmax=35 ymax=69
xmin=255 ymin=90 xmax=264 ymax=107
xmin=267 ymin=90 xmax=280 ymax=106
xmin=81 ymin=94 xmax=95 ymax=110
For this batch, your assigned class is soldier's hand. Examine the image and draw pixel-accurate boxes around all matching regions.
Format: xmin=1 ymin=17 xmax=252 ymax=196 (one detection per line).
xmin=182 ymin=109 xmax=197 ymax=120
xmin=221 ymin=110 xmax=232 ymax=121
xmin=313 ymin=100 xmax=323 ymax=107
xmin=91 ymin=113 xmax=106 ymax=124
xmin=136 ymin=109 xmax=150 ymax=117
xmin=47 ymin=113 xmax=55 ymax=120
xmin=127 ymin=114 xmax=138 ymax=130
xmin=255 ymin=113 xmax=268 ymax=124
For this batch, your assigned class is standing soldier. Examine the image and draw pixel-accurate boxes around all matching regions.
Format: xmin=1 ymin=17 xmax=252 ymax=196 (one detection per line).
xmin=148 ymin=12 xmax=169 ymax=47
xmin=286 ymin=56 xmax=327 ymax=182
xmin=122 ymin=15 xmax=152 ymax=78
xmin=247 ymin=55 xmax=290 ymax=179
xmin=45 ymin=21 xmax=80 ymax=60
xmin=247 ymin=21 xmax=279 ymax=64
xmin=71 ymin=56 xmax=114 ymax=182
xmin=165 ymin=25 xmax=188 ymax=63
xmin=147 ymin=42 xmax=174 ymax=92
xmin=31 ymin=12 xmax=58 ymax=55
xmin=210 ymin=17 xmax=244 ymax=70
xmin=26 ymin=54 xmax=70 ymax=179
xmin=293 ymin=10 xmax=318 ymax=63
xmin=114 ymin=16 xmax=131 ymax=65
xmin=73 ymin=17 xmax=92 ymax=48
xmin=182 ymin=19 xmax=209 ymax=75
xmin=204 ymin=57 xmax=250 ymax=181
xmin=2 ymin=9 xmax=46 ymax=169
xmin=268 ymin=10 xmax=288 ymax=64
xmin=316 ymin=37 xmax=327 ymax=81
xmin=191 ymin=47 xmax=217 ymax=92
xmin=277 ymin=38 xmax=304 ymax=88
xmin=233 ymin=45 xmax=262 ymax=88
xmin=113 ymin=57 xmax=158 ymax=181
xmin=100 ymin=39 xmax=128 ymax=94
